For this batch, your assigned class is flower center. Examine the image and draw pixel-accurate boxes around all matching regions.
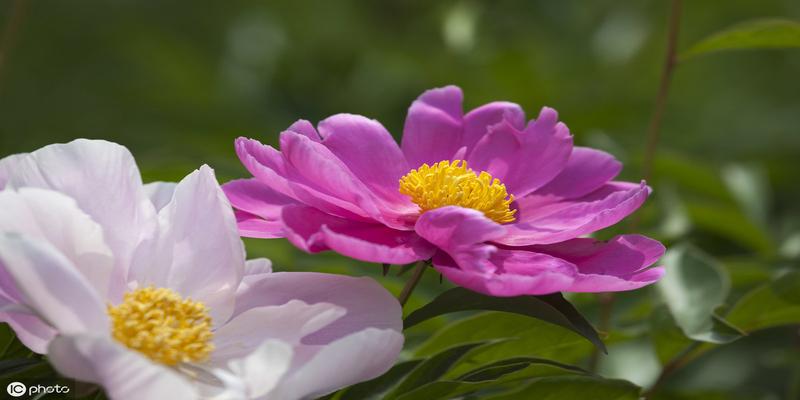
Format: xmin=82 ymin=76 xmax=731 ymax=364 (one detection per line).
xmin=107 ymin=287 xmax=214 ymax=366
xmin=399 ymin=160 xmax=516 ymax=224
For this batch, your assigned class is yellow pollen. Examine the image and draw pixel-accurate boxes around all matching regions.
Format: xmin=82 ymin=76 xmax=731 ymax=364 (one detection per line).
xmin=399 ymin=160 xmax=517 ymax=224
xmin=107 ymin=287 xmax=214 ymax=366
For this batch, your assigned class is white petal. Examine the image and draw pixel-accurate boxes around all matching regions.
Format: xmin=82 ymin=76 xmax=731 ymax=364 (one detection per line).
xmin=0 ymin=188 xmax=115 ymax=297
xmin=232 ymin=259 xmax=274 ymax=297
xmin=129 ymin=166 xmax=245 ymax=324
xmin=244 ymin=258 xmax=272 ymax=275
xmin=271 ymin=328 xmax=404 ymax=400
xmin=0 ymin=139 xmax=158 ymax=272
xmin=215 ymin=340 xmax=293 ymax=399
xmin=143 ymin=181 xmax=178 ymax=211
xmin=233 ymin=272 xmax=402 ymax=344
xmin=48 ymin=335 xmax=198 ymax=400
xmin=0 ymin=233 xmax=108 ymax=335
xmin=0 ymin=311 xmax=57 ymax=354
xmin=212 ymin=300 xmax=344 ymax=363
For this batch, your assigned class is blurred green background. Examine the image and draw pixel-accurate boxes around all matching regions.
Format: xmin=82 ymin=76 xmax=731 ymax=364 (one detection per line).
xmin=1 ymin=1 xmax=799 ymax=399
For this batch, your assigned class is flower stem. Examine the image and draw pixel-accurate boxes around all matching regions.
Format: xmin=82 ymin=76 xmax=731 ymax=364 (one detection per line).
xmin=397 ymin=261 xmax=428 ymax=306
xmin=644 ymin=341 xmax=702 ymax=398
xmin=590 ymin=0 xmax=683 ymax=373
xmin=588 ymin=292 xmax=616 ymax=372
xmin=641 ymin=0 xmax=683 ymax=182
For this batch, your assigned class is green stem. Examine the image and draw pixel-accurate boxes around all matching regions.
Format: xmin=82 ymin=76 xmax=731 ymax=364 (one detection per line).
xmin=0 ymin=0 xmax=27 ymax=94
xmin=641 ymin=0 xmax=683 ymax=183
xmin=644 ymin=341 xmax=701 ymax=398
xmin=592 ymin=0 xmax=683 ymax=373
xmin=397 ymin=261 xmax=428 ymax=306
xmin=588 ymin=292 xmax=615 ymax=372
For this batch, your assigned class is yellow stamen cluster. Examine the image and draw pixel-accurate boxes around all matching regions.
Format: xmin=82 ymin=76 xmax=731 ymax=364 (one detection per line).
xmin=399 ymin=160 xmax=517 ymax=224
xmin=108 ymin=287 xmax=214 ymax=366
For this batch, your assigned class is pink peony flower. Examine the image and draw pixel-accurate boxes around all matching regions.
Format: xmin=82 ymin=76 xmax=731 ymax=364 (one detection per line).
xmin=0 ymin=140 xmax=403 ymax=400
xmin=226 ymin=86 xmax=665 ymax=297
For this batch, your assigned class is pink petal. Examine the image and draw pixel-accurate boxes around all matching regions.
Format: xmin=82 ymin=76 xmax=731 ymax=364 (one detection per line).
xmin=282 ymin=205 xmax=435 ymax=264
xmin=462 ymin=101 xmax=526 ymax=153
xmin=280 ymin=131 xmax=398 ymax=223
xmin=287 ymin=119 xmax=321 ymax=140
xmin=236 ymin=135 xmax=382 ymax=225
xmin=466 ymin=107 xmax=573 ymax=198
xmin=317 ymin=114 xmax=412 ymax=206
xmin=232 ymin=272 xmax=402 ymax=345
xmin=567 ymin=267 xmax=665 ymax=292
xmin=534 ymin=234 xmax=665 ymax=276
xmin=223 ymin=178 xmax=296 ymax=221
xmin=534 ymin=147 xmax=622 ymax=200
xmin=234 ymin=137 xmax=294 ymax=196
xmin=401 ymin=86 xmax=464 ymax=167
xmin=414 ymin=206 xmax=506 ymax=273
xmin=234 ymin=210 xmax=285 ymax=238
xmin=432 ymin=250 xmax=576 ymax=297
xmin=498 ymin=181 xmax=649 ymax=245
xmin=48 ymin=335 xmax=197 ymax=400
xmin=524 ymin=234 xmax=665 ymax=292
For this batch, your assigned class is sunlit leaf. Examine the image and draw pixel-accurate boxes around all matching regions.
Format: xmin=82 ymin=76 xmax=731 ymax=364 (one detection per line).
xmin=337 ymin=360 xmax=423 ymax=400
xmin=483 ymin=375 xmax=641 ymax=400
xmin=404 ymin=288 xmax=605 ymax=352
xmin=457 ymin=357 xmax=588 ymax=381
xmin=721 ymin=163 xmax=771 ymax=225
xmin=653 ymin=155 xmax=735 ymax=203
xmin=650 ymin=305 xmax=693 ymax=365
xmin=384 ymin=341 xmax=488 ymax=399
xmin=394 ymin=358 xmax=588 ymax=400
xmin=681 ymin=19 xmax=800 ymax=60
xmin=726 ymin=275 xmax=800 ymax=331
xmin=657 ymin=184 xmax=691 ymax=239
xmin=770 ymin=269 xmax=800 ymax=304
xmin=656 ymin=244 xmax=743 ymax=343
xmin=415 ymin=312 xmax=594 ymax=379
xmin=597 ymin=338 xmax=661 ymax=387
xmin=686 ymin=203 xmax=775 ymax=256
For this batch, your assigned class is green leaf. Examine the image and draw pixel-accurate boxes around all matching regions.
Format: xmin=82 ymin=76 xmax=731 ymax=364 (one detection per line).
xmin=656 ymin=244 xmax=743 ymax=343
xmin=653 ymin=155 xmax=735 ymax=203
xmin=770 ymin=269 xmax=800 ymax=304
xmin=404 ymin=288 xmax=605 ymax=352
xmin=457 ymin=357 xmax=588 ymax=382
xmin=681 ymin=19 xmax=800 ymax=60
xmin=597 ymin=338 xmax=661 ymax=388
xmin=337 ymin=360 xmax=423 ymax=400
xmin=394 ymin=358 xmax=588 ymax=400
xmin=726 ymin=275 xmax=800 ymax=332
xmin=685 ymin=203 xmax=774 ymax=256
xmin=483 ymin=375 xmax=641 ymax=400
xmin=384 ymin=341 xmax=487 ymax=399
xmin=650 ymin=305 xmax=693 ymax=364
xmin=0 ymin=358 xmax=47 ymax=379
xmin=415 ymin=312 xmax=595 ymax=379
xmin=0 ymin=324 xmax=16 ymax=358
xmin=721 ymin=163 xmax=771 ymax=226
